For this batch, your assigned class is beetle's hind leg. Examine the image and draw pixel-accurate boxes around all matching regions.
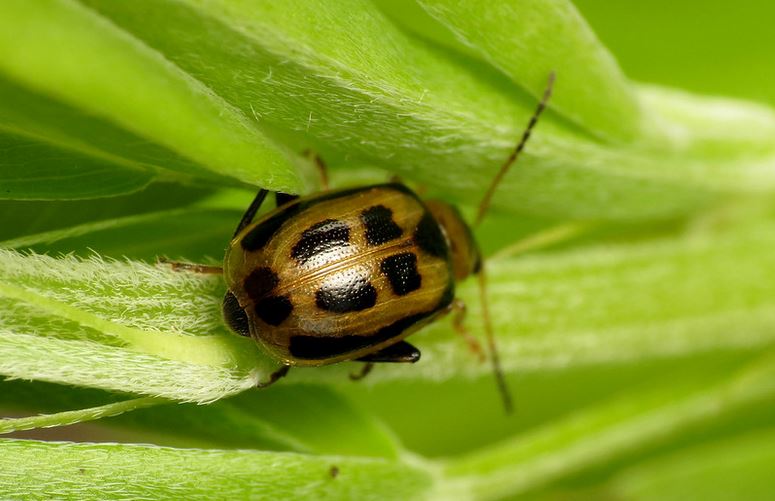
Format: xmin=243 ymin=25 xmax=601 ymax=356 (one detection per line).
xmin=157 ymin=257 xmax=223 ymax=274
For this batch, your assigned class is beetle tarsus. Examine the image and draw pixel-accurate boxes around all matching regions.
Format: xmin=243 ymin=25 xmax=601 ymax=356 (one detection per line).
xmin=349 ymin=362 xmax=375 ymax=381
xmin=257 ymin=365 xmax=290 ymax=388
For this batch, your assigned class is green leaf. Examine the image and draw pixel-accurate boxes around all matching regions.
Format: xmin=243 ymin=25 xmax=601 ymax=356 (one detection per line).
xmin=0 ymin=128 xmax=152 ymax=200
xmin=0 ymin=249 xmax=279 ymax=402
xmin=0 ymin=0 xmax=302 ymax=196
xmin=608 ymin=428 xmax=775 ymax=501
xmin=3 ymin=3 xmax=775 ymax=498
xmin=441 ymin=353 xmax=775 ymax=499
xmin=416 ymin=0 xmax=640 ymax=142
xmin=66 ymin=0 xmax=775 ymax=221
xmin=0 ymin=439 xmax=433 ymax=500
xmin=0 ymin=181 xmax=213 ymax=242
xmin=0 ymin=206 xmax=238 ymax=262
xmin=0 ymin=381 xmax=402 ymax=458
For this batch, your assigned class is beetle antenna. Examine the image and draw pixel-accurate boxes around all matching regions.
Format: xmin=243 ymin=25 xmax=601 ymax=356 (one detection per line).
xmin=474 ymin=71 xmax=555 ymax=227
xmin=478 ymin=263 xmax=513 ymax=414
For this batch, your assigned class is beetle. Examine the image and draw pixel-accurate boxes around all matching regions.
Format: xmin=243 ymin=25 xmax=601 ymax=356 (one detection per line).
xmin=170 ymin=74 xmax=555 ymax=411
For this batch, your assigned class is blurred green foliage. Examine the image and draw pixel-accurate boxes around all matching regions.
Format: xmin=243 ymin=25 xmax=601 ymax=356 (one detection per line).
xmin=0 ymin=1 xmax=773 ymax=499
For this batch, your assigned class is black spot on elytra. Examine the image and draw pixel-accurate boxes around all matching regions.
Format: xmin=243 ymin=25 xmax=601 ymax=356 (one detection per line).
xmin=241 ymin=204 xmax=301 ymax=251
xmin=288 ymin=311 xmax=433 ymax=360
xmin=222 ymin=291 xmax=250 ymax=336
xmin=255 ymin=295 xmax=293 ymax=326
xmin=239 ymin=184 xmax=417 ymax=252
xmin=315 ymin=273 xmax=377 ymax=313
xmin=243 ymin=267 xmax=279 ymax=301
xmin=380 ymin=252 xmax=421 ymax=296
xmin=361 ymin=205 xmax=402 ymax=246
xmin=291 ymin=219 xmax=350 ymax=264
xmin=414 ymin=211 xmax=448 ymax=258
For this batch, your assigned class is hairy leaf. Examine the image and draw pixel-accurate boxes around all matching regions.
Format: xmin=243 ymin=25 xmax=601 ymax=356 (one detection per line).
xmin=0 ymin=0 xmax=302 ymax=198
xmin=0 ymin=439 xmax=433 ymax=500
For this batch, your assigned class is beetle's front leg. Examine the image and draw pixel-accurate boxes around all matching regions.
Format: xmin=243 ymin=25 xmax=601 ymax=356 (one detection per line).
xmin=157 ymin=257 xmax=223 ymax=274
xmin=256 ymin=365 xmax=290 ymax=388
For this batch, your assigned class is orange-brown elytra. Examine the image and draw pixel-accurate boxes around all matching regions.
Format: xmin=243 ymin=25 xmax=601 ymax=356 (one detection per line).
xmin=171 ymin=73 xmax=555 ymax=413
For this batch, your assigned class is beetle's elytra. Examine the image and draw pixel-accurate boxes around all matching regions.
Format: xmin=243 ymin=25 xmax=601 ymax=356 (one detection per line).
xmin=169 ymin=73 xmax=555 ymax=411
xmin=223 ymin=183 xmax=480 ymax=367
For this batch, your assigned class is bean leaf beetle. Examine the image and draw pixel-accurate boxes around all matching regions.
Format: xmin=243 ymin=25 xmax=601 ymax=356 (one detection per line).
xmin=169 ymin=74 xmax=555 ymax=412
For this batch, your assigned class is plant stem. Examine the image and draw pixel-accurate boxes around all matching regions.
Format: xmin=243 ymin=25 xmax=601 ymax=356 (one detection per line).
xmin=0 ymin=397 xmax=165 ymax=434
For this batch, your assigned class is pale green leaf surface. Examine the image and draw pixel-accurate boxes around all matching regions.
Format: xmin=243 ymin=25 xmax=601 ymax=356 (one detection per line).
xmin=0 ymin=250 xmax=280 ymax=402
xmin=76 ymin=0 xmax=775 ymax=221
xmin=417 ymin=0 xmax=641 ymax=141
xmin=608 ymin=428 xmax=775 ymax=501
xmin=341 ymin=351 xmax=763 ymax=458
xmin=0 ymin=0 xmax=302 ymax=194
xmin=0 ymin=439 xmax=433 ymax=501
xmin=441 ymin=353 xmax=775 ymax=499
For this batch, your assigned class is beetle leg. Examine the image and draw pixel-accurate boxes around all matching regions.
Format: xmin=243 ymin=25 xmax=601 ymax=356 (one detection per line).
xmin=304 ymin=150 xmax=329 ymax=190
xmin=275 ymin=192 xmax=300 ymax=207
xmin=357 ymin=341 xmax=420 ymax=363
xmin=349 ymin=362 xmax=374 ymax=381
xmin=349 ymin=341 xmax=421 ymax=381
xmin=256 ymin=365 xmax=290 ymax=388
xmin=157 ymin=257 xmax=223 ymax=274
xmin=233 ymin=189 xmax=269 ymax=237
xmin=450 ymin=299 xmax=486 ymax=362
